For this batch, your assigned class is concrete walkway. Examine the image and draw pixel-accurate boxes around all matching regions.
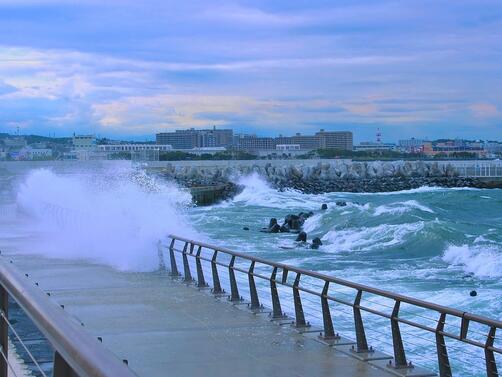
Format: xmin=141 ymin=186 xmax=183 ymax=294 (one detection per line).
xmin=1 ymin=253 xmax=396 ymax=377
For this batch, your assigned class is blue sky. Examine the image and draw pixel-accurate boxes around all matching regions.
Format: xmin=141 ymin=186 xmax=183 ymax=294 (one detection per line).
xmin=0 ymin=0 xmax=501 ymax=142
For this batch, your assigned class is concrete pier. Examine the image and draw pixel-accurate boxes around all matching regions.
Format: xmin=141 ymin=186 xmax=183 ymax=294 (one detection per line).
xmin=3 ymin=253 xmax=392 ymax=377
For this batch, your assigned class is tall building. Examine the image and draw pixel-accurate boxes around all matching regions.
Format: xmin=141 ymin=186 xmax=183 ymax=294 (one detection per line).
xmin=156 ymin=127 xmax=233 ymax=149
xmin=316 ymin=130 xmax=353 ymax=150
xmin=234 ymin=135 xmax=276 ymax=150
xmin=235 ymin=129 xmax=353 ymax=151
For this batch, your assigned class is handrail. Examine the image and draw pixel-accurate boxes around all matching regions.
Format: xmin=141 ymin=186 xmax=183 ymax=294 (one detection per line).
xmin=0 ymin=258 xmax=137 ymax=377
xmin=168 ymin=234 xmax=502 ymax=328
xmin=163 ymin=235 xmax=502 ymax=377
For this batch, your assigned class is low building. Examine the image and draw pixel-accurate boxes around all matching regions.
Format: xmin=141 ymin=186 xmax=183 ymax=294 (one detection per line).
xmin=398 ymin=138 xmax=425 ymax=152
xmin=354 ymin=142 xmax=396 ymax=152
xmin=73 ymin=135 xmax=96 ymax=150
xmin=422 ymin=142 xmax=486 ymax=158
xmin=25 ymin=147 xmax=53 ymax=160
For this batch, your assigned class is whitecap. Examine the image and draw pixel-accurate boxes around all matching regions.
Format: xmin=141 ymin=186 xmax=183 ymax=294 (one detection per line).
xmin=442 ymin=244 xmax=502 ymax=278
xmin=373 ymin=200 xmax=434 ymax=216
xmin=321 ymin=222 xmax=425 ymax=252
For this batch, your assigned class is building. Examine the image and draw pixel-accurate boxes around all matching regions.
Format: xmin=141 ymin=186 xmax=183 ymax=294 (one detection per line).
xmin=73 ymin=135 xmax=96 ymax=150
xmin=484 ymin=142 xmax=502 ymax=156
xmin=156 ymin=127 xmax=233 ymax=149
xmin=316 ymin=130 xmax=353 ymax=150
xmin=234 ymin=135 xmax=276 ymax=151
xmin=276 ymin=133 xmax=319 ymax=150
xmin=23 ymin=147 xmax=53 ymax=160
xmin=398 ymin=138 xmax=425 ymax=152
xmin=235 ymin=129 xmax=353 ymax=152
xmin=422 ymin=142 xmax=486 ymax=158
xmin=276 ymin=144 xmax=301 ymax=151
xmin=354 ymin=142 xmax=396 ymax=152
xmin=97 ymin=144 xmax=172 ymax=153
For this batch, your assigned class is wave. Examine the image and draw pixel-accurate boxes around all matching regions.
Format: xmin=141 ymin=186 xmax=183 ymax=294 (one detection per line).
xmin=15 ymin=167 xmax=196 ymax=271
xmin=322 ymin=222 xmax=425 ymax=253
xmin=442 ymin=244 xmax=502 ymax=278
xmin=227 ymin=173 xmax=321 ymax=209
xmin=373 ymin=200 xmax=434 ymax=216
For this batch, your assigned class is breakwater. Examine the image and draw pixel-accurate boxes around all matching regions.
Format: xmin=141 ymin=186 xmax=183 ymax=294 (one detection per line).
xmin=148 ymin=159 xmax=502 ymax=193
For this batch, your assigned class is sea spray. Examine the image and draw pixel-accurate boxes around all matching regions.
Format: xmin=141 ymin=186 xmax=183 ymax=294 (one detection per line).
xmin=442 ymin=244 xmax=502 ymax=278
xmin=16 ymin=167 xmax=197 ymax=271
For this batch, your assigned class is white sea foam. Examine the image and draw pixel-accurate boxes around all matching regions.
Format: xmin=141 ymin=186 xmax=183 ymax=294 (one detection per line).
xmin=15 ymin=167 xmax=196 ymax=271
xmin=373 ymin=200 xmax=434 ymax=216
xmin=322 ymin=222 xmax=425 ymax=252
xmin=229 ymin=173 xmax=319 ymax=209
xmin=442 ymin=244 xmax=502 ymax=278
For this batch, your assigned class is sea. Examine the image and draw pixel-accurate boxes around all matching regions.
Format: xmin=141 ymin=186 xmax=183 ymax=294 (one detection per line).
xmin=0 ymin=161 xmax=500 ymax=376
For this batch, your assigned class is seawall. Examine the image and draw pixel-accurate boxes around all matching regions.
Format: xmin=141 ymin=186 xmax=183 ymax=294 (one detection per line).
xmin=146 ymin=159 xmax=502 ymax=193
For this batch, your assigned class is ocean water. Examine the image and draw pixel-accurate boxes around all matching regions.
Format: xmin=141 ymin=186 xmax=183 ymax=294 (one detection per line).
xmin=0 ymin=162 xmax=501 ymax=376
xmin=187 ymin=173 xmax=502 ymax=376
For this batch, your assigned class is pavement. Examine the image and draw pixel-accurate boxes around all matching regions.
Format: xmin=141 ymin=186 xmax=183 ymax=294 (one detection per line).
xmin=2 ymin=253 xmax=395 ymax=377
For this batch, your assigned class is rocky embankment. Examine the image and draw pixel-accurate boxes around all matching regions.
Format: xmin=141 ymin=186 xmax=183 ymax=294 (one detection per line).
xmin=156 ymin=160 xmax=496 ymax=194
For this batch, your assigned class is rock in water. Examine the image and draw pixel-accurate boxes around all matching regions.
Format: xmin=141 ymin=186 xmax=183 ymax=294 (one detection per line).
xmin=280 ymin=224 xmax=290 ymax=233
xmin=311 ymin=237 xmax=323 ymax=249
xmin=296 ymin=231 xmax=307 ymax=242
xmin=269 ymin=223 xmax=281 ymax=233
xmin=470 ymin=290 xmax=477 ymax=297
xmin=336 ymin=201 xmax=347 ymax=207
xmin=321 ymin=204 xmax=328 ymax=210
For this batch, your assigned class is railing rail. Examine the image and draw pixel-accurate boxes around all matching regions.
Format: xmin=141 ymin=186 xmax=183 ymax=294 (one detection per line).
xmin=0 ymin=258 xmax=137 ymax=377
xmin=162 ymin=234 xmax=502 ymax=377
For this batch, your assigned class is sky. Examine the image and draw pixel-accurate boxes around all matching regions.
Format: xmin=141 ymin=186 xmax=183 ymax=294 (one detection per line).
xmin=0 ymin=0 xmax=501 ymax=142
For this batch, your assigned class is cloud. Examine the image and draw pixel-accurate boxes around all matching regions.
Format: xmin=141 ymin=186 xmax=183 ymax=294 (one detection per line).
xmin=469 ymin=103 xmax=499 ymax=118
xmin=0 ymin=1 xmax=501 ymax=140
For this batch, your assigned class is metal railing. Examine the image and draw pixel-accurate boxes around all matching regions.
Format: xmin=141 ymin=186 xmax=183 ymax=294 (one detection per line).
xmin=0 ymin=257 xmax=137 ymax=377
xmin=161 ymin=235 xmax=502 ymax=377
xmin=449 ymin=161 xmax=502 ymax=178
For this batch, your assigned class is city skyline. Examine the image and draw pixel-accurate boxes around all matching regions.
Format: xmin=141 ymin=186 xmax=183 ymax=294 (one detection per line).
xmin=0 ymin=0 xmax=501 ymax=141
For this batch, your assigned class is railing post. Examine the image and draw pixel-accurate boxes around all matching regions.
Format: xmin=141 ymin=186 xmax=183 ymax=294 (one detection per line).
xmin=248 ymin=261 xmax=260 ymax=310
xmin=0 ymin=286 xmax=7 ymax=377
xmin=53 ymin=351 xmax=78 ymax=377
xmin=435 ymin=313 xmax=452 ymax=377
xmin=210 ymin=250 xmax=224 ymax=294
xmin=320 ymin=281 xmax=336 ymax=339
xmin=228 ymin=256 xmax=241 ymax=302
xmin=168 ymin=239 xmax=180 ymax=277
xmin=460 ymin=316 xmax=470 ymax=340
xmin=485 ymin=326 xmax=498 ymax=377
xmin=270 ymin=267 xmax=284 ymax=319
xmin=292 ymin=273 xmax=308 ymax=328
xmin=182 ymin=242 xmax=193 ymax=283
xmin=390 ymin=300 xmax=408 ymax=368
xmin=157 ymin=240 xmax=166 ymax=271
xmin=195 ymin=246 xmax=208 ymax=288
xmin=353 ymin=290 xmax=369 ymax=352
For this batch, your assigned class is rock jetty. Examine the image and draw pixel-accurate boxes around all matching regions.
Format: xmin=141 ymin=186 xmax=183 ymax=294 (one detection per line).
xmin=156 ymin=159 xmax=496 ymax=194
